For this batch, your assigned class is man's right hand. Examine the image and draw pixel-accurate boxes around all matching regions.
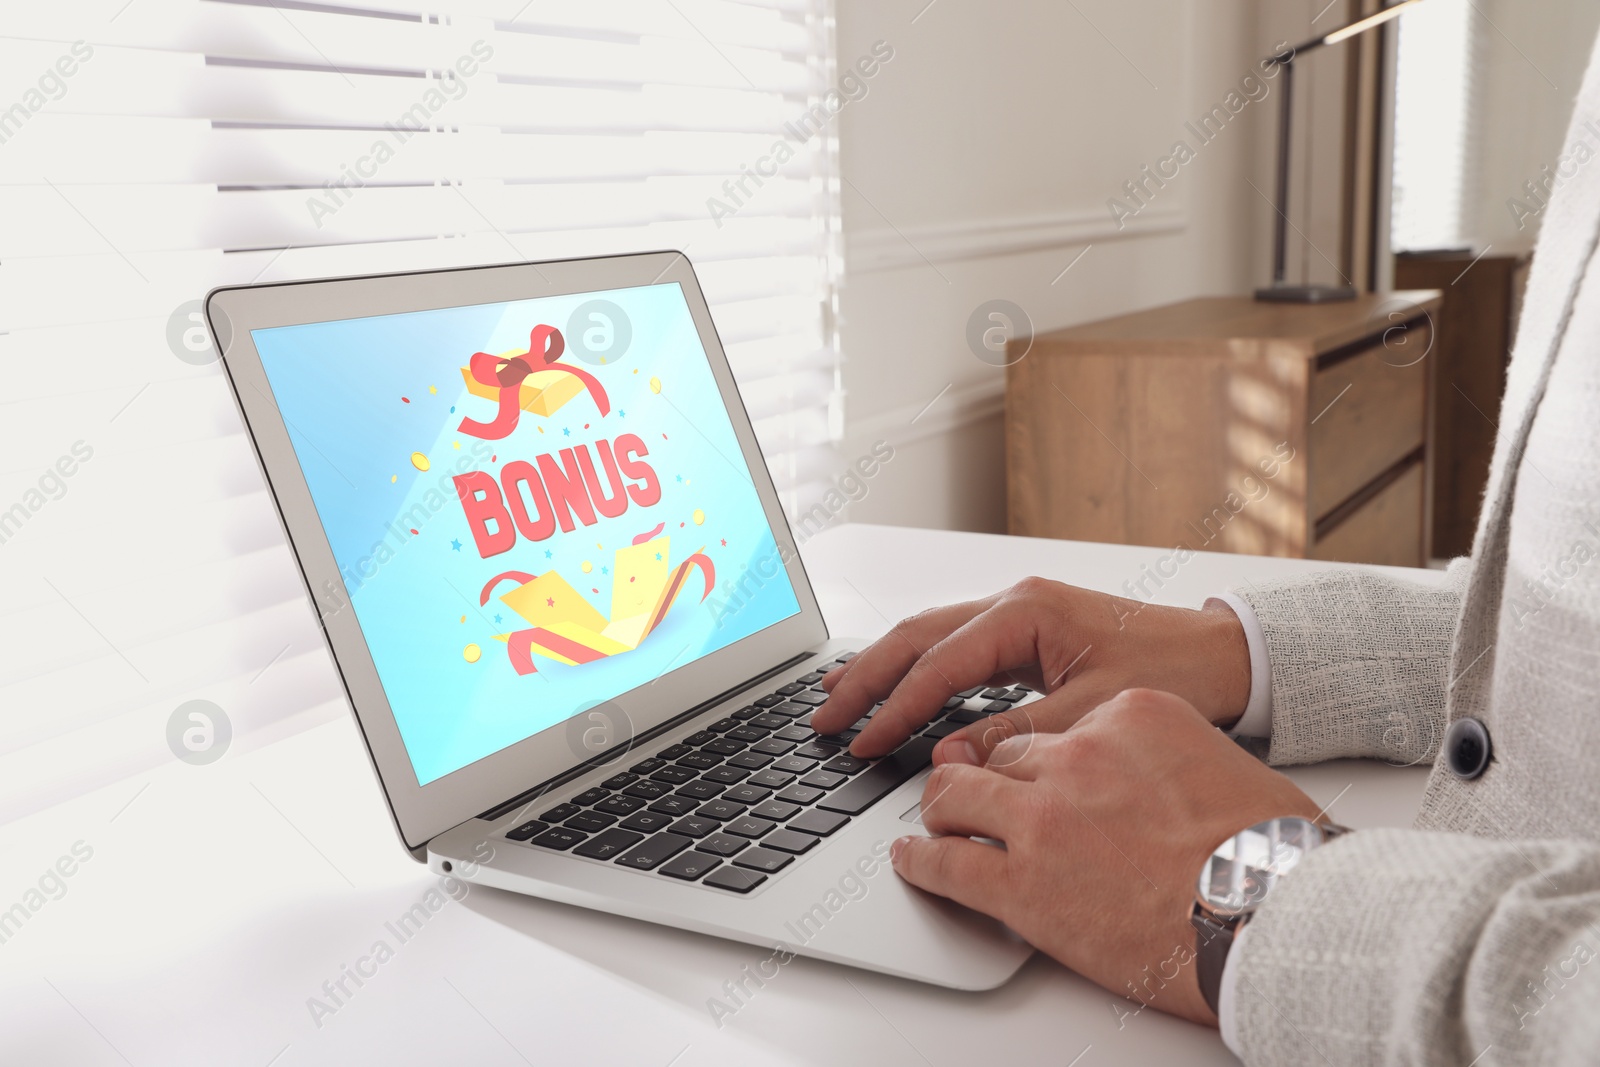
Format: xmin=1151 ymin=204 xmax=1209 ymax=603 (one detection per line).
xmin=808 ymin=577 xmax=1254 ymax=763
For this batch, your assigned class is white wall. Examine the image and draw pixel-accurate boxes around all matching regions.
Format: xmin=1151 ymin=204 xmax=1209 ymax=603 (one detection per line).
xmin=827 ymin=0 xmax=1291 ymax=533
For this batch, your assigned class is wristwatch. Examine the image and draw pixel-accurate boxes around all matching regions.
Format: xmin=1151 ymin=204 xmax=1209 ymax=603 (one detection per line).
xmin=1190 ymin=815 xmax=1349 ymax=1016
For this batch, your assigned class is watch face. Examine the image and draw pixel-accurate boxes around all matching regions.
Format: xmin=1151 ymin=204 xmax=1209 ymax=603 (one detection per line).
xmin=1196 ymin=815 xmax=1325 ymax=918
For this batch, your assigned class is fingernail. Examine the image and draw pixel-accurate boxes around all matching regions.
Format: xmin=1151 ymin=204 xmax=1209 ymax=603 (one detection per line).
xmin=940 ymin=741 xmax=979 ymax=766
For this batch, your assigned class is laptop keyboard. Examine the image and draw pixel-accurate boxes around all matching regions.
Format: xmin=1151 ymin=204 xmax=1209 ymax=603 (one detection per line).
xmin=501 ymin=652 xmax=1034 ymax=894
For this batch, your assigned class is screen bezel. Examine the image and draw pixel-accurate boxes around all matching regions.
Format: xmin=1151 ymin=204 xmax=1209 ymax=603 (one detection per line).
xmin=208 ymin=252 xmax=828 ymax=853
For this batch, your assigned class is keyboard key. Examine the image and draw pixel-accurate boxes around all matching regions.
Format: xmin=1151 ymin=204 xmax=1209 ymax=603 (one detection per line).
xmin=818 ymin=737 xmax=937 ymax=816
xmin=788 ymin=691 xmax=828 ymax=706
xmin=947 ymin=708 xmax=985 ymax=725
xmin=801 ymin=770 xmax=847 ymax=790
xmin=776 ymin=682 xmax=808 ymax=696
xmin=775 ymin=725 xmax=814 ymax=743
xmin=749 ymin=799 xmax=801 ymax=822
xmin=683 ymin=730 xmax=718 ymax=747
xmin=594 ymin=794 xmax=645 ymax=816
xmin=574 ymin=828 xmax=644 ymax=860
xmin=772 ymin=755 xmax=817 ymax=774
xmin=993 ymin=690 xmax=1025 ymax=703
xmin=923 ymin=721 xmax=960 ymax=739
xmin=730 ymin=705 xmax=763 ymax=720
xmin=701 ymin=764 xmax=750 ymax=784
xmin=702 ymin=738 xmax=746 ymax=757
xmin=752 ymin=738 xmax=795 ymax=757
xmin=725 ymin=726 xmax=768 ymax=743
xmin=565 ymin=810 xmax=617 ymax=833
xmin=650 ymin=765 xmax=697 ymax=785
xmin=822 ymin=754 xmax=870 ymax=775
xmin=981 ymin=687 xmax=1012 ymax=700
xmin=942 ymin=696 xmax=967 ymax=710
xmin=957 ymin=686 xmax=984 ymax=699
xmin=794 ymin=741 xmax=843 ymax=761
xmin=648 ymin=796 xmax=697 ymax=817
xmin=623 ymin=780 xmax=672 ymax=800
xmin=789 ymin=809 xmax=850 ymax=836
xmin=835 ymin=650 xmax=858 ymax=661
xmin=749 ymin=713 xmax=789 ymax=730
xmin=571 ymin=788 xmax=609 ymax=807
xmin=621 ymin=810 xmax=675 ymax=833
xmin=776 ymin=784 xmax=825 ymax=805
xmin=656 ymin=743 xmax=692 ymax=761
xmin=761 ymin=829 xmax=820 ymax=854
xmin=771 ymin=701 xmax=811 ymax=718
xmin=697 ymin=800 xmax=744 ymax=822
xmin=747 ymin=769 xmax=796 ymax=789
xmin=676 ymin=780 xmax=725 ymax=800
xmin=705 ymin=866 xmax=767 ymax=893
xmin=676 ymin=752 xmax=720 ymax=771
xmin=616 ymin=832 xmax=693 ymax=870
xmin=529 ymin=827 xmax=586 ymax=851
xmin=797 ymin=671 xmax=826 ymax=685
xmin=539 ymin=803 xmax=581 ymax=823
xmin=629 ymin=758 xmax=666 ymax=774
xmin=726 ymin=816 xmax=776 ymax=838
xmin=600 ymin=772 xmax=638 ymax=790
xmin=707 ymin=717 xmax=741 ymax=733
xmin=669 ymin=815 xmax=720 ymax=838
xmin=754 ymin=694 xmax=785 ymax=707
xmin=726 ymin=752 xmax=773 ymax=771
xmin=697 ymin=833 xmax=750 ymax=857
xmin=659 ymin=851 xmax=723 ymax=881
xmin=721 ymin=784 xmax=771 ymax=805
xmin=505 ymin=819 xmax=548 ymax=841
xmin=732 ymin=847 xmax=794 ymax=873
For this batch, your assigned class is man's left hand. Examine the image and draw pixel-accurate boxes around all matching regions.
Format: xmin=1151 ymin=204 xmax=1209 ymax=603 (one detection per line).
xmin=890 ymin=687 xmax=1324 ymax=1026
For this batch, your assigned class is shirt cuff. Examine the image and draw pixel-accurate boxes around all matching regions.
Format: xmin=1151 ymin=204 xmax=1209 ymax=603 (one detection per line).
xmin=1217 ymin=920 xmax=1253 ymax=1055
xmin=1207 ymin=592 xmax=1272 ymax=738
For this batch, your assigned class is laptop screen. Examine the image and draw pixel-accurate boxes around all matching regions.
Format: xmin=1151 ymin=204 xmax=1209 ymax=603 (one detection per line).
xmin=252 ymin=281 xmax=802 ymax=786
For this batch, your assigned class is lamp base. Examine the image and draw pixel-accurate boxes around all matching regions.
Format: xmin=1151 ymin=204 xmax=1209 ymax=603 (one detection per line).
xmin=1253 ymin=283 xmax=1358 ymax=303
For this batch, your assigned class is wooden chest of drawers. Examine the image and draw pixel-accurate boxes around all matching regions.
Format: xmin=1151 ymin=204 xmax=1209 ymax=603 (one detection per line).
xmin=1005 ymin=291 xmax=1442 ymax=566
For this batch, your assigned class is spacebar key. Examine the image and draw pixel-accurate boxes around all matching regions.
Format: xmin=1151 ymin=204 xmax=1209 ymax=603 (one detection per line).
xmin=817 ymin=737 xmax=936 ymax=816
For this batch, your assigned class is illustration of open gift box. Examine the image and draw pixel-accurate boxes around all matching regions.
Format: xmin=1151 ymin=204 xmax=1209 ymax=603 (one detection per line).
xmin=480 ymin=533 xmax=715 ymax=675
xmin=460 ymin=350 xmax=586 ymax=418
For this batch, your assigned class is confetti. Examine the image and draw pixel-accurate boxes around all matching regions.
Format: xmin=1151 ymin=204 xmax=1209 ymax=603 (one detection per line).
xmin=463 ymin=643 xmax=482 ymax=663
xmin=459 ymin=615 xmax=466 ymax=623
xmin=581 ymin=561 xmax=593 ymax=573
xmin=538 ymin=426 xmax=545 ymax=434
xmin=649 ymin=376 xmax=662 ymax=394
xmin=693 ymin=509 xmax=705 ymax=525
xmin=411 ymin=452 xmax=430 ymax=471
xmin=409 ymin=528 xmax=419 ymax=535
xmin=401 ymin=396 xmax=410 ymax=404
xmin=450 ymin=405 xmax=456 ymax=413
xmin=429 ymin=385 xmax=438 ymax=394
xmin=453 ymin=440 xmax=461 ymax=450
xmin=592 ymin=587 xmax=600 ymax=594
xmin=391 ymin=475 xmax=397 ymax=483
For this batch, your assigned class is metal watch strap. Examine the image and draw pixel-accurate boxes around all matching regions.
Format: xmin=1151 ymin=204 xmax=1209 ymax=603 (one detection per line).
xmin=1190 ymin=909 xmax=1235 ymax=1017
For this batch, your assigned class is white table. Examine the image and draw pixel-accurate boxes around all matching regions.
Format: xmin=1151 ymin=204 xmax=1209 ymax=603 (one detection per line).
xmin=0 ymin=524 xmax=1440 ymax=1066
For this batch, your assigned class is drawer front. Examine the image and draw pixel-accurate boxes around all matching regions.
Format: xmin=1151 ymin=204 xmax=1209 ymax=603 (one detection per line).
xmin=1308 ymin=323 xmax=1430 ymax=520
xmin=1309 ymin=459 xmax=1425 ymax=567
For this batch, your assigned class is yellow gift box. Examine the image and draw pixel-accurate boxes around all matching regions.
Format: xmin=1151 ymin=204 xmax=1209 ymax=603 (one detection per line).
xmin=460 ymin=348 xmax=585 ymax=418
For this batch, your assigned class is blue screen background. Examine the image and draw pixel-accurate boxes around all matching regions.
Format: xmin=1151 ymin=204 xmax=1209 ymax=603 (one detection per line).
xmin=253 ymin=283 xmax=800 ymax=785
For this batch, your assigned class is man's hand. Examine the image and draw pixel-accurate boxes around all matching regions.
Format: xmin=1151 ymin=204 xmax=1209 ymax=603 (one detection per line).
xmin=810 ymin=577 xmax=1252 ymax=761
xmin=890 ymin=688 xmax=1324 ymax=1025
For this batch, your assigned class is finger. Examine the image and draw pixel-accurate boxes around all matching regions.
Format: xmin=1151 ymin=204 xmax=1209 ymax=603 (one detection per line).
xmin=917 ymin=763 xmax=1028 ymax=841
xmin=849 ymin=599 xmax=1047 ymax=757
xmin=890 ymin=834 xmax=1010 ymax=916
xmin=932 ymin=684 xmax=1102 ymax=768
xmin=810 ymin=598 xmax=993 ymax=735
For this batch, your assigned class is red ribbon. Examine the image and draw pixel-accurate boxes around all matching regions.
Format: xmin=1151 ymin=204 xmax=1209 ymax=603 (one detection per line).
xmin=457 ymin=325 xmax=611 ymax=441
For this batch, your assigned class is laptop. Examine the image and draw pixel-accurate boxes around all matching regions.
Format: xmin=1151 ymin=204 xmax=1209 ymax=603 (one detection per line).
xmin=208 ymin=251 xmax=1034 ymax=990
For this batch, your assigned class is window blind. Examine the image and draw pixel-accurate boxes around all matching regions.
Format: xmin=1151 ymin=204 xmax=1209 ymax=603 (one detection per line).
xmin=1390 ymin=0 xmax=1477 ymax=251
xmin=0 ymin=0 xmax=842 ymax=823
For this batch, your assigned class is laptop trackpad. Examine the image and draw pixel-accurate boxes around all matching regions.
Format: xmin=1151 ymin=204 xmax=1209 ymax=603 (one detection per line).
xmin=899 ymin=801 xmax=923 ymax=824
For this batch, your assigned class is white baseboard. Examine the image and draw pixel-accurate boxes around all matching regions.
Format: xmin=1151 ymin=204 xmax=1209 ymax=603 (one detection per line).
xmin=847 ymin=204 xmax=1186 ymax=274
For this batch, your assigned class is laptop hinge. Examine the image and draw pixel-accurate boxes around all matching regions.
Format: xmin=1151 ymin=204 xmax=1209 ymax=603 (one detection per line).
xmin=475 ymin=649 xmax=821 ymax=824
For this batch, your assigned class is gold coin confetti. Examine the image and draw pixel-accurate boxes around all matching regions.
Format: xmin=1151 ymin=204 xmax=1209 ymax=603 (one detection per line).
xmin=453 ymin=440 xmax=461 ymax=450
xmin=692 ymin=509 xmax=705 ymax=525
xmin=429 ymin=385 xmax=438 ymax=394
xmin=463 ymin=643 xmax=481 ymax=663
xmin=581 ymin=561 xmax=593 ymax=573
xmin=410 ymin=452 xmax=430 ymax=471
xmin=649 ymin=376 xmax=662 ymax=394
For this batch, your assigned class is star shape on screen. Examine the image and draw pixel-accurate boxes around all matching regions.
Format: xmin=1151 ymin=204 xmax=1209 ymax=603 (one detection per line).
xmin=494 ymin=613 xmax=503 ymax=624
xmin=601 ymin=566 xmax=609 ymax=574
xmin=720 ymin=538 xmax=727 ymax=546
xmin=655 ymin=552 xmax=662 ymax=561
xmin=546 ymin=597 xmax=555 ymax=607
xmin=450 ymin=538 xmax=462 ymax=552
xmin=545 ymin=549 xmax=553 ymax=559
xmin=675 ymin=474 xmax=683 ymax=483
xmin=562 ymin=427 xmax=571 ymax=437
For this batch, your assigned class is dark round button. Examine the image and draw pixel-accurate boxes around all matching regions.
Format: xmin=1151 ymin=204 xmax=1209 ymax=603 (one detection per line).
xmin=1445 ymin=717 xmax=1492 ymax=780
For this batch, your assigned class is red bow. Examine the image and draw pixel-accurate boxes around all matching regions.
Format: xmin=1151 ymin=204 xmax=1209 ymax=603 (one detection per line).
xmin=457 ymin=325 xmax=611 ymax=440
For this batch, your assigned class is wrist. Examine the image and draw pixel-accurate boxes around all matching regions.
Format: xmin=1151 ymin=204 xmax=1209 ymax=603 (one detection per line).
xmin=1196 ymin=600 xmax=1252 ymax=728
